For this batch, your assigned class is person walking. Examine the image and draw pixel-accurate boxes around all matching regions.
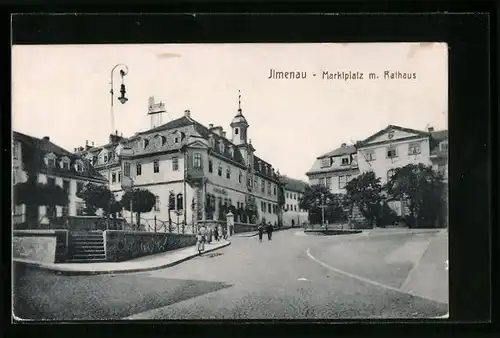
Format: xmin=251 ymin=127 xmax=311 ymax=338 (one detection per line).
xmin=258 ymin=223 xmax=264 ymax=243
xmin=222 ymin=225 xmax=228 ymax=240
xmin=266 ymin=222 xmax=273 ymax=241
xmin=197 ymin=224 xmax=207 ymax=254
xmin=214 ymin=226 xmax=219 ymax=242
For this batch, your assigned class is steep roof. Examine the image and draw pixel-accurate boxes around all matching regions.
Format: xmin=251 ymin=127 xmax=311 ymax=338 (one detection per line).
xmin=280 ymin=176 xmax=308 ymax=193
xmin=137 ymin=116 xmax=193 ymax=135
xmin=13 ymin=131 xmax=107 ymax=182
xmin=318 ymin=144 xmax=356 ymax=159
xmin=431 ymin=130 xmax=448 ymax=141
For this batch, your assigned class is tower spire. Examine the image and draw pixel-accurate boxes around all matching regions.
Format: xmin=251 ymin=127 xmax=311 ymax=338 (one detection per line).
xmin=238 ymin=89 xmax=242 ymax=115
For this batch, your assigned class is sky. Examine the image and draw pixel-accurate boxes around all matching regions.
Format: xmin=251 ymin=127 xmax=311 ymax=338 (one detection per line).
xmin=12 ymin=43 xmax=448 ymax=181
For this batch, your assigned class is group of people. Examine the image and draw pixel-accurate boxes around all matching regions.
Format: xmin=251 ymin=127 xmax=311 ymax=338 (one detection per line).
xmin=257 ymin=221 xmax=274 ymax=242
xmin=196 ymin=224 xmax=230 ymax=254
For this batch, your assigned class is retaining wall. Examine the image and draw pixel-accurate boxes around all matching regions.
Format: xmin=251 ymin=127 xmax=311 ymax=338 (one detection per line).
xmin=13 ymin=230 xmax=69 ymax=263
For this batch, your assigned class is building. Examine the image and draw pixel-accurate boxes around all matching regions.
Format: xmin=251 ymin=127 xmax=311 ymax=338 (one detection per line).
xmin=306 ymin=143 xmax=359 ymax=194
xmin=75 ymin=100 xmax=282 ymax=230
xmin=12 ymin=131 xmax=108 ymax=226
xmin=280 ymin=176 xmax=309 ymax=227
xmin=306 ymin=125 xmax=449 ymax=217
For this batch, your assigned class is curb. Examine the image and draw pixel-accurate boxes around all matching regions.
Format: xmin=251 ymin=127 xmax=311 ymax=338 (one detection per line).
xmin=13 ymin=242 xmax=231 ymax=276
xmin=233 ymin=227 xmax=295 ymax=238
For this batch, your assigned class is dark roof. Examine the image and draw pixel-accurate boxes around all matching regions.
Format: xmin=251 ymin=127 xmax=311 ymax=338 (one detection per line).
xmin=138 ymin=116 xmax=193 ymax=135
xmin=318 ymin=144 xmax=356 ymax=159
xmin=431 ymin=130 xmax=448 ymax=141
xmin=358 ymin=125 xmax=430 ymax=147
xmin=280 ymin=176 xmax=308 ymax=193
xmin=13 ymin=131 xmax=107 ymax=182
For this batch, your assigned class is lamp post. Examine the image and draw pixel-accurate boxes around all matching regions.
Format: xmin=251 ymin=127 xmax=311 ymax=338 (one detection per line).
xmin=317 ymin=193 xmax=330 ymax=229
xmin=119 ymin=147 xmax=134 ymax=228
xmin=110 ymin=64 xmax=129 ymax=135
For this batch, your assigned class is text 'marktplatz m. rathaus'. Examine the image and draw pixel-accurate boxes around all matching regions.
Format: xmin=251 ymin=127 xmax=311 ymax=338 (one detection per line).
xmin=75 ymin=96 xmax=281 ymax=230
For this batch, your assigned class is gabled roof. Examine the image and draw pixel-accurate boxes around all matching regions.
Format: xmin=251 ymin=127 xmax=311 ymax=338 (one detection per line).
xmin=13 ymin=131 xmax=107 ymax=182
xmin=358 ymin=125 xmax=430 ymax=147
xmin=318 ymin=144 xmax=356 ymax=159
xmin=280 ymin=176 xmax=308 ymax=193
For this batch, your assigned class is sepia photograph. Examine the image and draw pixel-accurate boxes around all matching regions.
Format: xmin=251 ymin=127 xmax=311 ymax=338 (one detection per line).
xmin=12 ymin=42 xmax=449 ymax=321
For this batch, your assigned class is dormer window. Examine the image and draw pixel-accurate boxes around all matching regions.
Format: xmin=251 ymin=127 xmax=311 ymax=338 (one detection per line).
xmin=143 ymin=139 xmax=149 ymax=149
xmin=161 ymin=136 xmax=167 ymax=146
xmin=209 ymin=136 xmax=215 ymax=148
xmin=235 ymin=128 xmax=239 ymax=135
xmin=45 ymin=153 xmax=57 ymax=168
xmin=61 ymin=157 xmax=70 ymax=170
xmin=219 ymin=142 xmax=225 ymax=153
xmin=104 ymin=154 xmax=108 ymax=163
xmin=341 ymin=156 xmax=350 ymax=165
xmin=320 ymin=158 xmax=331 ymax=168
xmin=75 ymin=160 xmax=84 ymax=172
xmin=229 ymin=146 xmax=234 ymax=158
xmin=92 ymin=155 xmax=98 ymax=165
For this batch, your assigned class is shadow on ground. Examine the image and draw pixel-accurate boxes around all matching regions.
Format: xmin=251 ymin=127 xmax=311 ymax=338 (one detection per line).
xmin=13 ymin=263 xmax=231 ymax=321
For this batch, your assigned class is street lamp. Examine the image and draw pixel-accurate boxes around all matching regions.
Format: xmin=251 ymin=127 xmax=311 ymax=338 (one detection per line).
xmin=110 ymin=64 xmax=129 ymax=134
xmin=318 ymin=193 xmax=330 ymax=229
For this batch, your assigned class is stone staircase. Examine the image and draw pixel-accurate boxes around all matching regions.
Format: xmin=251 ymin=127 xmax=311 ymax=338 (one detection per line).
xmin=68 ymin=232 xmax=107 ymax=263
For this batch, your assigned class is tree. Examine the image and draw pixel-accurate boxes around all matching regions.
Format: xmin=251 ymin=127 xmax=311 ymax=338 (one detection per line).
xmin=121 ymin=188 xmax=157 ymax=228
xmin=344 ymin=171 xmax=383 ymax=227
xmin=298 ymin=184 xmax=344 ymax=225
xmin=385 ymin=163 xmax=445 ymax=228
xmin=14 ymin=145 xmax=69 ymax=228
xmin=245 ymin=195 xmax=259 ymax=224
xmin=76 ymin=183 xmax=116 ymax=216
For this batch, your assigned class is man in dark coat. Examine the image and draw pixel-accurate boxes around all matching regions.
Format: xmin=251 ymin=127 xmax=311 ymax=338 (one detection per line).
xmin=257 ymin=223 xmax=264 ymax=242
xmin=266 ymin=222 xmax=273 ymax=240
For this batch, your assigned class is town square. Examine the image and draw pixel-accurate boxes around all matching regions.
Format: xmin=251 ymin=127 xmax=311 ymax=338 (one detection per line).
xmin=12 ymin=43 xmax=449 ymax=320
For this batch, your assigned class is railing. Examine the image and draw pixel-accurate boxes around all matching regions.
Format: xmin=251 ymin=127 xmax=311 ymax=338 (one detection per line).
xmin=124 ymin=216 xmax=196 ymax=234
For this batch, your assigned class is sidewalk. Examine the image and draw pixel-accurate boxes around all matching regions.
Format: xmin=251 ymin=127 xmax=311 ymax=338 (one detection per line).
xmin=233 ymin=226 xmax=294 ymax=238
xmin=13 ymin=240 xmax=231 ymax=276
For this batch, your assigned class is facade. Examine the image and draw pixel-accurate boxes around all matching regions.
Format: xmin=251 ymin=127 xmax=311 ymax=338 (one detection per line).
xmin=12 ymin=131 xmax=107 ymax=226
xmin=306 ymin=125 xmax=449 ymax=217
xmin=280 ymin=176 xmax=309 ymax=227
xmin=75 ymin=104 xmax=281 ymax=230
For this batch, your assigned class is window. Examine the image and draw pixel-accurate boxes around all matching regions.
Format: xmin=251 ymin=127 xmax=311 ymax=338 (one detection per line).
xmin=341 ymin=157 xmax=350 ymax=165
xmin=209 ymin=137 xmax=215 ymax=148
xmin=118 ymin=172 xmax=121 ymax=182
xmin=194 ymin=153 xmax=202 ymax=169
xmin=294 ymin=193 xmax=297 ymax=199
xmin=174 ymin=136 xmax=180 ymax=143
xmin=12 ymin=143 xmax=18 ymax=159
xmin=161 ymin=136 xmax=167 ymax=146
xmin=136 ymin=163 xmax=142 ymax=176
xmin=387 ymin=169 xmax=396 ymax=181
xmin=386 ymin=146 xmax=398 ymax=158
xmin=261 ymin=201 xmax=265 ymax=212
xmin=48 ymin=177 xmax=55 ymax=186
xmin=76 ymin=161 xmax=83 ymax=172
xmin=365 ymin=150 xmax=376 ymax=161
xmin=218 ymin=165 xmax=222 ymax=176
xmin=273 ymin=185 xmax=277 ymax=196
xmin=261 ymin=180 xmax=265 ymax=193
xmin=62 ymin=205 xmax=69 ymax=217
xmin=153 ymin=160 xmax=160 ymax=173
xmin=92 ymin=156 xmax=98 ymax=165
xmin=62 ymin=180 xmax=70 ymax=194
xmin=112 ymin=173 xmax=116 ymax=183
xmin=294 ymin=205 xmax=297 ymax=212
xmin=321 ymin=158 xmax=331 ymax=168
xmin=124 ymin=162 xmax=131 ymax=177
xmin=172 ymin=157 xmax=179 ymax=171
xmin=77 ymin=182 xmax=84 ymax=193
xmin=154 ymin=195 xmax=160 ymax=211
xmin=176 ymin=193 xmax=184 ymax=210
xmin=76 ymin=202 xmax=85 ymax=216
xmin=326 ymin=177 xmax=332 ymax=190
xmin=144 ymin=139 xmax=149 ymax=148
xmin=440 ymin=142 xmax=448 ymax=151
xmin=104 ymin=154 xmax=108 ymax=163
xmin=229 ymin=147 xmax=234 ymax=158
xmin=48 ymin=158 xmax=56 ymax=168
xmin=408 ymin=142 xmax=421 ymax=155
xmin=226 ymin=168 xmax=231 ymax=179
xmin=339 ymin=175 xmax=347 ymax=189
xmin=62 ymin=161 xmax=70 ymax=169
xmin=235 ymin=128 xmax=239 ymax=135
xmin=268 ymin=182 xmax=271 ymax=196
xmin=219 ymin=142 xmax=225 ymax=153
xmin=238 ymin=171 xmax=243 ymax=183
xmin=208 ymin=160 xmax=213 ymax=173
xmin=47 ymin=205 xmax=56 ymax=218
xmin=268 ymin=203 xmax=271 ymax=213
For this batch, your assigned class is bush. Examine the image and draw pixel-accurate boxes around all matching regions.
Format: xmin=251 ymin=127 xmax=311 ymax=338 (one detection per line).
xmin=376 ymin=203 xmax=399 ymax=227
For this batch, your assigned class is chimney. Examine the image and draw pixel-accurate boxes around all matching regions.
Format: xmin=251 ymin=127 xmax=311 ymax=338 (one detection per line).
xmin=184 ymin=109 xmax=191 ymax=118
xmin=341 ymin=143 xmax=347 ymax=147
xmin=109 ymin=133 xmax=123 ymax=144
xmin=428 ymin=127 xmax=434 ymax=132
xmin=211 ymin=126 xmax=223 ymax=137
xmin=208 ymin=123 xmax=214 ymax=129
xmin=92 ymin=141 xmax=94 ymax=147
xmin=222 ymin=131 xmax=227 ymax=138
xmin=42 ymin=136 xmax=50 ymax=141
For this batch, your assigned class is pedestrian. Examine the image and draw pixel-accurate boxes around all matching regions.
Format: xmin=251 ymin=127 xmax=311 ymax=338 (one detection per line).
xmin=207 ymin=226 xmax=213 ymax=244
xmin=197 ymin=224 xmax=207 ymax=254
xmin=218 ymin=224 xmax=223 ymax=241
xmin=267 ymin=222 xmax=273 ymax=241
xmin=222 ymin=225 xmax=228 ymax=240
xmin=258 ymin=223 xmax=264 ymax=242
xmin=214 ymin=226 xmax=219 ymax=242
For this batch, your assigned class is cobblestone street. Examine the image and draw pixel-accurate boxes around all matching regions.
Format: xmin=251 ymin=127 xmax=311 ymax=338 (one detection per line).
xmin=13 ymin=229 xmax=448 ymax=320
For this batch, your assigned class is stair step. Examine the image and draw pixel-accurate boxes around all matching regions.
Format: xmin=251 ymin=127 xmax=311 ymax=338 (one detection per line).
xmin=72 ymin=253 xmax=106 ymax=258
xmin=73 ymin=249 xmax=105 ymax=253
xmin=66 ymin=258 xmax=107 ymax=263
xmin=71 ymin=238 xmax=104 ymax=241
xmin=72 ymin=243 xmax=105 ymax=247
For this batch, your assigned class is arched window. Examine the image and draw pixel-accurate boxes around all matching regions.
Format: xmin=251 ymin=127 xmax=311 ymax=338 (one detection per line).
xmin=239 ymin=171 xmax=243 ymax=183
xmin=226 ymin=167 xmax=231 ymax=179
xmin=176 ymin=193 xmax=184 ymax=211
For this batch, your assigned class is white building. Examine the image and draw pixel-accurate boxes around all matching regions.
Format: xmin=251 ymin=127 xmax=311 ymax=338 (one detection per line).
xmin=12 ymin=131 xmax=108 ymax=226
xmin=76 ymin=101 xmax=281 ymax=231
xmin=306 ymin=125 xmax=449 ymax=217
xmin=280 ymin=176 xmax=309 ymax=227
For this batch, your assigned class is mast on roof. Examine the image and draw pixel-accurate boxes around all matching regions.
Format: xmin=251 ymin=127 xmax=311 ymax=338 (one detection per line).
xmin=148 ymin=96 xmax=167 ymax=129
